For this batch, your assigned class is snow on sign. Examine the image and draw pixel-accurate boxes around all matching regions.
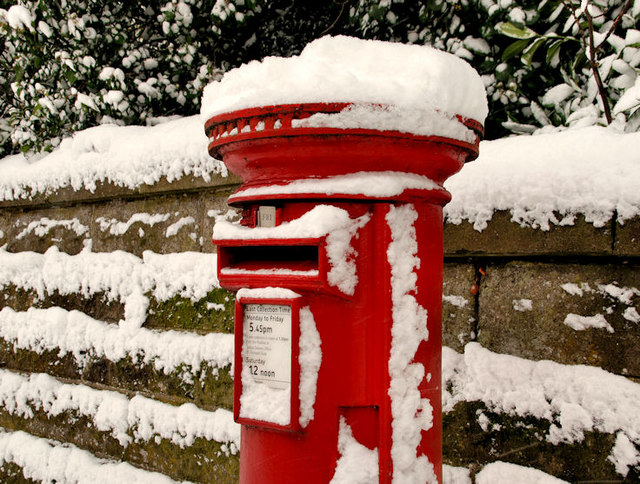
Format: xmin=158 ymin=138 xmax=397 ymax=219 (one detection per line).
xmin=243 ymin=303 xmax=292 ymax=389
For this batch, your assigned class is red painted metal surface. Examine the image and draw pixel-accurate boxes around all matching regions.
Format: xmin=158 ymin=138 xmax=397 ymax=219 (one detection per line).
xmin=205 ymin=103 xmax=480 ymax=191
xmin=209 ymin=103 xmax=481 ymax=483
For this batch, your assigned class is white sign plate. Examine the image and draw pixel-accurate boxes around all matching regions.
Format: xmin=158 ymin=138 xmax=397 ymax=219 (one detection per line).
xmin=243 ymin=304 xmax=292 ymax=390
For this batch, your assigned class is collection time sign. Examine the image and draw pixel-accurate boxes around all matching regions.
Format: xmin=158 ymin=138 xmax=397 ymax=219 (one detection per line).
xmin=234 ymin=295 xmax=302 ymax=432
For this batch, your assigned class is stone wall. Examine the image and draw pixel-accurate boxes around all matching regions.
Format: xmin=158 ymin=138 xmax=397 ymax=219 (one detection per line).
xmin=0 ymin=172 xmax=638 ymax=482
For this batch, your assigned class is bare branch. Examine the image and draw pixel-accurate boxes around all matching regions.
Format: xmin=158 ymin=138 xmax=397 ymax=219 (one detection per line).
xmin=561 ymin=0 xmax=589 ymax=51
xmin=585 ymin=7 xmax=613 ymax=123
xmin=595 ymin=0 xmax=633 ymax=52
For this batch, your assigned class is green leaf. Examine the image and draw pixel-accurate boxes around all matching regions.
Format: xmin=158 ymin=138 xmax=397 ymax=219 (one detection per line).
xmin=498 ymin=22 xmax=538 ymax=40
xmin=572 ymin=51 xmax=588 ymax=73
xmin=545 ymin=39 xmax=565 ymax=65
xmin=522 ymin=38 xmax=546 ymax=66
xmin=502 ymin=39 xmax=530 ymax=62
xmin=14 ymin=66 xmax=25 ymax=83
xmin=63 ymin=70 xmax=77 ymax=85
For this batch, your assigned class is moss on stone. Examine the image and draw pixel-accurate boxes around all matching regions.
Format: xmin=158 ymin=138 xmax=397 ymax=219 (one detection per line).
xmin=0 ymin=462 xmax=40 ymax=483
xmin=0 ymin=285 xmax=38 ymax=313
xmin=193 ymin=363 xmax=233 ymax=410
xmin=0 ymin=284 xmax=124 ymax=323
xmin=146 ymin=288 xmax=235 ymax=333
xmin=0 ymin=340 xmax=82 ymax=379
xmin=125 ymin=436 xmax=239 ymax=483
xmin=0 ymin=410 xmax=126 ymax=462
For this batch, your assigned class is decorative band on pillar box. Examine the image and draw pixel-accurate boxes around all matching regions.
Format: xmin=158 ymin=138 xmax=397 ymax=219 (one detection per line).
xmin=204 ymin=36 xmax=487 ymax=484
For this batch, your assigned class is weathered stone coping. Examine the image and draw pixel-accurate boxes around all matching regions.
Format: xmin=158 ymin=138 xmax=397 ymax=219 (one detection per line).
xmin=0 ymin=172 xmax=637 ymax=258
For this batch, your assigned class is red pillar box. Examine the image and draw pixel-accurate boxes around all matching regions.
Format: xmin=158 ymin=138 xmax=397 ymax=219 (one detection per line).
xmin=204 ymin=36 xmax=487 ymax=484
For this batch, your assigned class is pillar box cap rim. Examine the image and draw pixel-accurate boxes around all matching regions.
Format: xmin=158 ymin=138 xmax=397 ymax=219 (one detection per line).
xmin=204 ymin=103 xmax=480 ymax=201
xmin=204 ymin=102 xmax=483 ymax=162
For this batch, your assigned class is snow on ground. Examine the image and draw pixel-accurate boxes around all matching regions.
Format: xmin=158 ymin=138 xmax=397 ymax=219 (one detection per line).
xmin=0 ymin=429 xmax=189 ymax=484
xmin=0 ymin=115 xmax=225 ymax=202
xmin=475 ymin=461 xmax=569 ymax=484
xmin=445 ymin=126 xmax=640 ymax=231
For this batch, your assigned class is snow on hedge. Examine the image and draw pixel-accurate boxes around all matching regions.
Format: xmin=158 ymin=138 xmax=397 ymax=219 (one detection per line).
xmin=0 ymin=369 xmax=240 ymax=450
xmin=0 ymin=429 xmax=188 ymax=484
xmin=0 ymin=306 xmax=233 ymax=375
xmin=445 ymin=126 xmax=640 ymax=231
xmin=201 ymin=36 xmax=488 ymax=130
xmin=443 ymin=343 xmax=640 ymax=476
xmin=0 ymin=115 xmax=225 ymax=202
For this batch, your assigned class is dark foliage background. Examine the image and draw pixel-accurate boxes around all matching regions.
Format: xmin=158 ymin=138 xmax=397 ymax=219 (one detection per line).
xmin=1 ymin=0 xmax=638 ymax=156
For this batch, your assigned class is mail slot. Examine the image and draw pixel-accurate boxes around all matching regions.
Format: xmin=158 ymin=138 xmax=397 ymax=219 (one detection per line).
xmin=218 ymin=242 xmax=320 ymax=283
xmin=205 ymin=36 xmax=486 ymax=484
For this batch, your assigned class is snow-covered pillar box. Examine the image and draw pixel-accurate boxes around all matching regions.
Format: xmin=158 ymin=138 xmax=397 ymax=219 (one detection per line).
xmin=203 ymin=36 xmax=487 ymax=484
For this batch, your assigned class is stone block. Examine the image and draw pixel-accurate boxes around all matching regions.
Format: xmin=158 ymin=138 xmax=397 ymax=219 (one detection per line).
xmin=136 ymin=172 xmax=241 ymax=197
xmin=0 ymin=285 xmax=124 ymax=323
xmin=442 ymin=263 xmax=477 ymax=352
xmin=444 ymin=211 xmax=613 ymax=257
xmin=90 ymin=194 xmax=203 ymax=256
xmin=200 ymin=190 xmax=241 ymax=254
xmin=0 ymin=340 xmax=233 ymax=411
xmin=0 ymin=212 xmax=9 ymax=247
xmin=0 ymin=404 xmax=239 ymax=483
xmin=124 ymin=436 xmax=239 ymax=483
xmin=477 ymin=261 xmax=640 ymax=376
xmin=443 ymin=401 xmax=623 ymax=482
xmin=0 ymin=410 xmax=125 ymax=462
xmin=4 ymin=205 xmax=92 ymax=255
xmin=615 ymin=217 xmax=640 ymax=257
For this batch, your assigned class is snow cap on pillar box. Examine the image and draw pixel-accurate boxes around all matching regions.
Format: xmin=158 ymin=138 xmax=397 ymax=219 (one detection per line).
xmin=201 ymin=35 xmax=487 ymax=197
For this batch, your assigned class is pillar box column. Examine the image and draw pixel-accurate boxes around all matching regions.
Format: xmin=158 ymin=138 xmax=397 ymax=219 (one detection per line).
xmin=203 ymin=36 xmax=486 ymax=484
